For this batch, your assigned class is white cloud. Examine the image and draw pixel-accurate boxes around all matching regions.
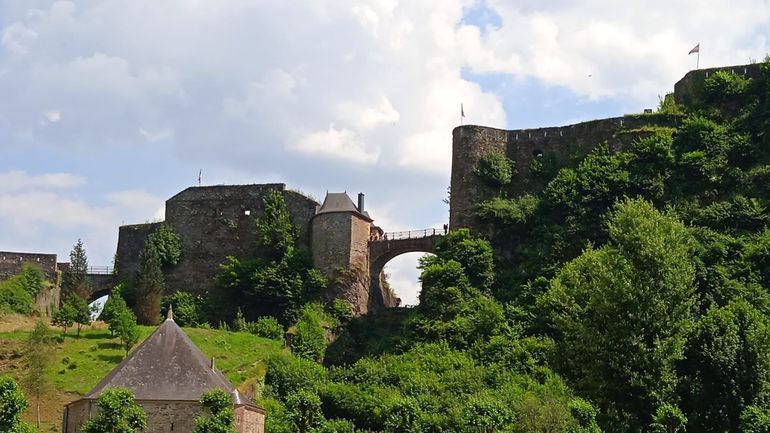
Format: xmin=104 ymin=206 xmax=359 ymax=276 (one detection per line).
xmin=0 ymin=170 xmax=86 ymax=192
xmin=1 ymin=22 xmax=38 ymax=55
xmin=295 ymin=125 xmax=379 ymax=164
xmin=43 ymin=110 xmax=60 ymax=123
xmin=0 ymin=174 xmax=164 ymax=265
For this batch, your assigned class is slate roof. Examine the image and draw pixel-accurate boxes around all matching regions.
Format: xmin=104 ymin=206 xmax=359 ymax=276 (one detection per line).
xmin=315 ymin=192 xmax=372 ymax=221
xmin=81 ymin=310 xmax=252 ymax=404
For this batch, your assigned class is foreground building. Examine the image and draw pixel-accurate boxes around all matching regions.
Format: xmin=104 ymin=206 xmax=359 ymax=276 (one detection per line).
xmin=62 ymin=309 xmax=265 ymax=433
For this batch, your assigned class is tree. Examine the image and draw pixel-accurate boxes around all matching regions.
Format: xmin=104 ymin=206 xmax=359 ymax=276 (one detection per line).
xmin=113 ymin=307 xmax=140 ymax=357
xmin=80 ymin=387 xmax=147 ymax=433
xmin=70 ymin=296 xmax=92 ymax=338
xmin=149 ymin=223 xmax=182 ymax=268
xmin=291 ymin=304 xmax=328 ymax=362
xmin=255 ymin=190 xmax=298 ymax=260
xmin=648 ymin=404 xmax=687 ymax=433
xmin=160 ymin=291 xmax=203 ymax=327
xmin=18 ymin=264 xmax=45 ymax=299
xmin=0 ymin=376 xmax=34 ymax=433
xmin=285 ymin=390 xmax=324 ymax=433
xmin=23 ymin=320 xmax=54 ymax=429
xmin=51 ymin=301 xmax=76 ymax=336
xmin=461 ymin=396 xmax=511 ymax=433
xmin=542 ymin=199 xmax=696 ymax=430
xmin=134 ymin=240 xmax=165 ymax=325
xmin=385 ymin=397 xmax=423 ymax=433
xmin=192 ymin=389 xmax=237 ymax=433
xmin=62 ymin=239 xmax=91 ymax=300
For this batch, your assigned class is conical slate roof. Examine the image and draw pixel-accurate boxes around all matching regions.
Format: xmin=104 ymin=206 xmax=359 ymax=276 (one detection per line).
xmin=84 ymin=310 xmax=236 ymax=401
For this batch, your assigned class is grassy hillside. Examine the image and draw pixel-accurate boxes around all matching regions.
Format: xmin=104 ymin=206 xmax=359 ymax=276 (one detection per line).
xmin=0 ymin=315 xmax=284 ymax=433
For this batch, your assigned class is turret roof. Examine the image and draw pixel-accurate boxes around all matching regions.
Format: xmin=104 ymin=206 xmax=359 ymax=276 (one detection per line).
xmin=315 ymin=192 xmax=372 ymax=221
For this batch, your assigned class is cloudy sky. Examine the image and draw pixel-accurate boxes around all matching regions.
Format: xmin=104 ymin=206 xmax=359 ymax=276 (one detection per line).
xmin=1 ymin=0 xmax=768 ymax=305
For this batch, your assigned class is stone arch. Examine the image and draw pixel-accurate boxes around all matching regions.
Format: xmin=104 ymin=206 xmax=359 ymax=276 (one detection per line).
xmin=368 ymin=235 xmax=442 ymax=310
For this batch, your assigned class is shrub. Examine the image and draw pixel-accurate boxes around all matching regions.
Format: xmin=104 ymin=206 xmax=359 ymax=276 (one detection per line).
xmin=476 ymin=151 xmax=515 ymax=186
xmin=248 ymin=316 xmax=284 ymax=341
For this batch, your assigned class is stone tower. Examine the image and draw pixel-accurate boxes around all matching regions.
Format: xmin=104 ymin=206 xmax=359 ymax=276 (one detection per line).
xmin=310 ymin=192 xmax=378 ymax=314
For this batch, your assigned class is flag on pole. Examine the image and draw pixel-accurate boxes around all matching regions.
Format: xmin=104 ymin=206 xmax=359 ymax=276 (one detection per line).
xmin=198 ymin=169 xmax=202 ymax=186
xmin=688 ymin=43 xmax=700 ymax=55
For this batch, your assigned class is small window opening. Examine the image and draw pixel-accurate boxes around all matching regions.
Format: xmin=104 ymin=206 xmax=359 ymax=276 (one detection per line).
xmin=244 ymin=210 xmax=251 ymax=216
xmin=533 ymin=149 xmax=544 ymax=158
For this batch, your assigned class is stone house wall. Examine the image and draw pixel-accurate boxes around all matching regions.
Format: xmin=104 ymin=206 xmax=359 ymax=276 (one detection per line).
xmin=64 ymin=399 xmax=264 ymax=433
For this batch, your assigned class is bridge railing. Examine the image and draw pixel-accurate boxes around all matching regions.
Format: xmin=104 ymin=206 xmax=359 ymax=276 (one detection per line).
xmin=87 ymin=266 xmax=114 ymax=275
xmin=374 ymin=228 xmax=447 ymax=241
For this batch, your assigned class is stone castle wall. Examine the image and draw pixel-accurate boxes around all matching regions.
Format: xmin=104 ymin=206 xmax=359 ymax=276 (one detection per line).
xmin=115 ymin=184 xmax=319 ymax=297
xmin=0 ymin=251 xmax=61 ymax=315
xmin=673 ymin=63 xmax=762 ymax=106
xmin=449 ymin=114 xmax=681 ymax=230
xmin=0 ymin=251 xmax=58 ymax=282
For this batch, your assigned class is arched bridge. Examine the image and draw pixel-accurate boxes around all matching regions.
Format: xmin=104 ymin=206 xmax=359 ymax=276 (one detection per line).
xmin=369 ymin=228 xmax=445 ymax=306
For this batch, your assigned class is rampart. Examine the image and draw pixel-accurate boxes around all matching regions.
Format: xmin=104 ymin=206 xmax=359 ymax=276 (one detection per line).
xmin=115 ymin=184 xmax=320 ymax=298
xmin=450 ymin=114 xmax=680 ymax=229
xmin=673 ymin=63 xmax=763 ymax=106
xmin=0 ymin=251 xmax=61 ymax=315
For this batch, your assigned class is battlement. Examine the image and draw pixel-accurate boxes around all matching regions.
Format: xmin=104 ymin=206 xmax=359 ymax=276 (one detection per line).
xmin=673 ymin=63 xmax=763 ymax=105
xmin=0 ymin=251 xmax=59 ymax=282
xmin=449 ymin=62 xmax=765 ymax=231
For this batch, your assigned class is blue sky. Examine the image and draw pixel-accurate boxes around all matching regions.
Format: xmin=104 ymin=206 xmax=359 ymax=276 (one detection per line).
xmin=1 ymin=0 xmax=769 ymax=304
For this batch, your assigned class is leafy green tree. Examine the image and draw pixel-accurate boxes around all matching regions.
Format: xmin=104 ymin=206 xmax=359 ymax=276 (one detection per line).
xmin=247 ymin=316 xmax=284 ymax=341
xmin=135 ymin=240 xmax=165 ymax=325
xmin=51 ymin=301 xmax=76 ymax=336
xmin=291 ymin=304 xmax=328 ymax=362
xmin=160 ymin=291 xmax=204 ymax=327
xmin=80 ymin=387 xmax=147 ymax=433
xmin=648 ymin=404 xmax=686 ymax=433
xmin=62 ymin=239 xmax=91 ymax=300
xmin=285 ymin=390 xmax=324 ymax=433
xmin=113 ymin=307 xmax=140 ymax=357
xmin=255 ymin=189 xmax=298 ymax=259
xmin=677 ymin=300 xmax=770 ymax=433
xmin=69 ymin=296 xmax=93 ymax=337
xmin=23 ymin=320 xmax=54 ymax=429
xmin=264 ymin=352 xmax=326 ymax=400
xmin=542 ymin=198 xmax=696 ymax=430
xmin=461 ymin=395 xmax=511 ymax=433
xmin=18 ymin=264 xmax=45 ymax=298
xmin=741 ymin=406 xmax=770 ymax=433
xmin=0 ymin=376 xmax=34 ymax=433
xmin=192 ymin=389 xmax=237 ymax=433
xmin=476 ymin=150 xmax=515 ymax=187
xmin=384 ymin=397 xmax=423 ymax=433
xmin=150 ymin=223 xmax=182 ymax=268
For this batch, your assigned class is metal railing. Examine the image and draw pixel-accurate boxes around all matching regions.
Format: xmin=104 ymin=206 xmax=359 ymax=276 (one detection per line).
xmin=87 ymin=266 xmax=114 ymax=275
xmin=373 ymin=228 xmax=447 ymax=241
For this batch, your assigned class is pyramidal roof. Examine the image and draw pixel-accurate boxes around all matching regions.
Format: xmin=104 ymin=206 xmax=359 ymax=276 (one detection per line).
xmin=315 ymin=192 xmax=372 ymax=221
xmin=84 ymin=308 xmax=240 ymax=401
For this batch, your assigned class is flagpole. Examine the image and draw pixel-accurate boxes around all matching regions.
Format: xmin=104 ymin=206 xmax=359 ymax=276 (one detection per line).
xmin=697 ymin=43 xmax=700 ymax=69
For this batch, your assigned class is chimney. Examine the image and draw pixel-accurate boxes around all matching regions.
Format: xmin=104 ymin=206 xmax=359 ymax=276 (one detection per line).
xmin=357 ymin=193 xmax=365 ymax=213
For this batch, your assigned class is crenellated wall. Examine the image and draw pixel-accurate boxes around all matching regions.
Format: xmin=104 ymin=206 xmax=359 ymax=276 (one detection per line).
xmin=449 ymin=114 xmax=680 ymax=230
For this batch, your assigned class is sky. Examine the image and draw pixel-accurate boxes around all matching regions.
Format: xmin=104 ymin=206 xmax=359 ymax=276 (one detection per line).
xmin=1 ymin=0 xmax=769 ymax=306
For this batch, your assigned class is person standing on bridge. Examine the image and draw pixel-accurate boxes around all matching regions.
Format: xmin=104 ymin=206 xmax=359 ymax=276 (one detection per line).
xmin=443 ymin=224 xmax=448 ymax=234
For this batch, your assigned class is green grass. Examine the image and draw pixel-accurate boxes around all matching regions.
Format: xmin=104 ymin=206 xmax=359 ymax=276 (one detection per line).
xmin=0 ymin=324 xmax=286 ymax=432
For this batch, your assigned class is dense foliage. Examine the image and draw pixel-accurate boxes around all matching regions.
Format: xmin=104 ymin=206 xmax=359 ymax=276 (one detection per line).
xmin=0 ymin=376 xmax=34 ymax=433
xmin=193 ymin=389 xmax=238 ymax=433
xmin=217 ymin=190 xmax=327 ymax=324
xmin=80 ymin=387 xmax=147 ymax=433
xmin=464 ymin=58 xmax=770 ymax=432
xmin=134 ymin=240 xmax=165 ymax=325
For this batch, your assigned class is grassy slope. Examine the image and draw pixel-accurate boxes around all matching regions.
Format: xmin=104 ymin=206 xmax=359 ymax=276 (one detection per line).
xmin=0 ymin=317 xmax=284 ymax=432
